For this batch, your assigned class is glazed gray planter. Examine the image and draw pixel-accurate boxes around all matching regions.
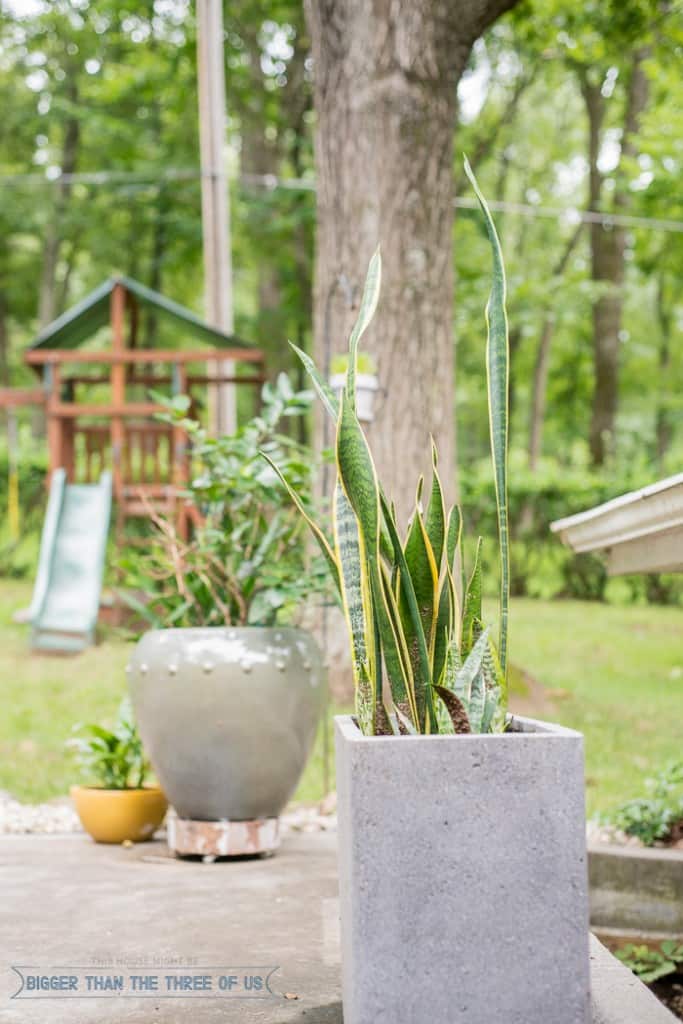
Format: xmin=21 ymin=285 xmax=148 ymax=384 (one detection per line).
xmin=335 ymin=714 xmax=590 ymax=1024
xmin=128 ymin=627 xmax=322 ymax=821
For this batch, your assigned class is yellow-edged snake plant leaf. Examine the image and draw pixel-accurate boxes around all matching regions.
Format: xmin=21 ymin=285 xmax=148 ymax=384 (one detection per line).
xmin=336 ymin=391 xmax=419 ymax=732
xmin=346 ymin=247 xmax=381 ymax=409
xmin=462 ymin=536 xmax=483 ymax=658
xmin=464 ymin=156 xmax=510 ymax=680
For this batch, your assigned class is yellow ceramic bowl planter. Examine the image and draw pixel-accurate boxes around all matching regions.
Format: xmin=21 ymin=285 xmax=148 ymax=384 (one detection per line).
xmin=69 ymin=700 xmax=166 ymax=844
xmin=71 ymin=785 xmax=167 ymax=844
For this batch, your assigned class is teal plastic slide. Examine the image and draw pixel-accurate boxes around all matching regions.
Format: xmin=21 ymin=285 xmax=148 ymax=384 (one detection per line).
xmin=29 ymin=469 xmax=112 ymax=654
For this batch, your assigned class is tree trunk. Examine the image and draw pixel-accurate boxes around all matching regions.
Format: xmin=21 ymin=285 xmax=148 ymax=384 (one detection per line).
xmin=306 ymin=0 xmax=518 ymax=521
xmin=0 ymin=288 xmax=9 ymax=387
xmin=527 ymin=222 xmax=583 ymax=470
xmin=583 ymin=52 xmax=649 ymax=465
xmin=38 ymin=79 xmax=79 ymax=328
xmin=655 ymin=272 xmax=672 ymax=467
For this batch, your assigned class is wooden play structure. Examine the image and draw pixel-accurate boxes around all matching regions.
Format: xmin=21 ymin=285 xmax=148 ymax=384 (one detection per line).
xmin=0 ymin=275 xmax=265 ymax=542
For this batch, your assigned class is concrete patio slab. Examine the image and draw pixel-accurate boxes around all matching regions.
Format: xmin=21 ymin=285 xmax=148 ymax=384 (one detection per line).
xmin=0 ymin=832 xmax=342 ymax=1023
xmin=0 ymin=832 xmax=676 ymax=1023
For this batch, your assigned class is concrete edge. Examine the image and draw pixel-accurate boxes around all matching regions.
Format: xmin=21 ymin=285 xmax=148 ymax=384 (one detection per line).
xmin=590 ymin=934 xmax=678 ymax=1023
xmin=589 ymin=842 xmax=683 ymax=937
xmin=589 ymin=841 xmax=683 ymax=864
xmin=333 ymin=713 xmax=583 ymax=741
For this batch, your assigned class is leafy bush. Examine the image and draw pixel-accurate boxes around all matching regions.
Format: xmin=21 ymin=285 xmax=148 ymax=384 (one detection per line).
xmin=0 ymin=439 xmax=48 ymax=579
xmin=120 ymin=373 xmax=331 ymax=629
xmin=67 ymin=700 xmax=150 ymax=790
xmin=609 ymin=761 xmax=683 ymax=845
xmin=616 ymin=941 xmax=683 ymax=984
xmin=461 ymin=451 xmax=683 ymax=605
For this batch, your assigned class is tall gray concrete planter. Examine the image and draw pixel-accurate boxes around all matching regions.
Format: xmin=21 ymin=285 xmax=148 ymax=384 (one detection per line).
xmin=128 ymin=627 xmax=323 ymax=821
xmin=335 ymin=714 xmax=591 ymax=1024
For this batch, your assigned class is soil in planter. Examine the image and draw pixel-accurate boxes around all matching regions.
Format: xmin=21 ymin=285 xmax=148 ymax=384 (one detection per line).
xmin=651 ymin=974 xmax=683 ymax=1021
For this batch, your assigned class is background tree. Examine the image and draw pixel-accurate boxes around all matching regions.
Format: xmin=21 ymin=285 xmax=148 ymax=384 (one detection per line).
xmin=2 ymin=0 xmax=683 ymax=603
xmin=305 ymin=0 xmax=520 ymax=518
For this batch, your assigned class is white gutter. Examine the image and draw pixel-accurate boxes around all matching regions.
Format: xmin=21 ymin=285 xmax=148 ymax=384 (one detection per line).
xmin=550 ymin=472 xmax=683 ymax=576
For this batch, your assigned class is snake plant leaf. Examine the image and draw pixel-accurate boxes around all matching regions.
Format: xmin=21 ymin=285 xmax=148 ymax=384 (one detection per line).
xmin=336 ymin=392 xmax=389 ymax=733
xmin=404 ymin=499 xmax=439 ymax=650
xmin=482 ymin=637 xmax=508 ymax=730
xmin=464 ymin=157 xmax=510 ymax=679
xmin=425 ymin=439 xmax=446 ymax=571
xmin=462 ymin=536 xmax=483 ymax=658
xmin=333 ymin=481 xmax=376 ymax=734
xmin=445 ymin=505 xmax=463 ymax=636
xmin=260 ymin=452 xmax=341 ymax=597
xmin=379 ymin=492 xmax=434 ymax=732
xmin=374 ymin=562 xmax=419 ymax=728
xmin=433 ymin=574 xmax=453 ymax=687
xmin=289 ymin=339 xmax=392 ymax=567
xmin=445 ymin=504 xmax=462 ymax=572
xmin=346 ymin=247 xmax=381 ymax=409
xmin=442 ymin=635 xmax=462 ymax=693
xmin=442 ymin=505 xmax=461 ymax=653
xmin=336 ymin=392 xmax=421 ymax=731
xmin=289 ymin=341 xmax=338 ymax=421
xmin=395 ymin=704 xmax=419 ymax=735
xmin=468 ymin=665 xmax=487 ymax=733
xmin=480 ymin=687 xmax=501 ymax=734
xmin=451 ymin=627 xmax=490 ymax=705
xmin=433 ymin=685 xmax=471 ymax=734
xmin=336 ymin=390 xmax=381 ymax=552
xmin=403 ymin=508 xmax=440 ymax=733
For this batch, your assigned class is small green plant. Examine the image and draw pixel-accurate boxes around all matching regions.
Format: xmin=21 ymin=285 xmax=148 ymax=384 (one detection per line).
xmin=265 ymin=160 xmax=510 ymax=736
xmin=609 ymin=761 xmax=683 ymax=845
xmin=67 ymin=700 xmax=150 ymax=789
xmin=121 ymin=373 xmax=331 ymax=628
xmin=330 ymin=351 xmax=377 ymax=376
xmin=616 ymin=941 xmax=683 ymax=984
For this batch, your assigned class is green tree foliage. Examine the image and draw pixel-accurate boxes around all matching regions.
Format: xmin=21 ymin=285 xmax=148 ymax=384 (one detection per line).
xmin=1 ymin=1 xmax=683 ymax=603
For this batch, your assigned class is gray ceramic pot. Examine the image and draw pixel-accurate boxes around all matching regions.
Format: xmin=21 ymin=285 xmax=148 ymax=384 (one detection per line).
xmin=127 ymin=627 xmax=323 ymax=821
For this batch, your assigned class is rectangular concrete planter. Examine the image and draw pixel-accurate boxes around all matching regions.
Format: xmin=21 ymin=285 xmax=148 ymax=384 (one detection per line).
xmin=335 ymin=714 xmax=591 ymax=1024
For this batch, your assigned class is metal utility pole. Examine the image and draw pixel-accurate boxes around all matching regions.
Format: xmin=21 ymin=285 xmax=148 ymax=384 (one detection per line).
xmin=196 ymin=0 xmax=235 ymax=434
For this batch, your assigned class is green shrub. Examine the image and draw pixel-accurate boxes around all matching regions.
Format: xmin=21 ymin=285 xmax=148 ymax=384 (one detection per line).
xmin=616 ymin=941 xmax=683 ymax=984
xmin=119 ymin=373 xmax=331 ymax=629
xmin=461 ymin=451 xmax=683 ymax=605
xmin=0 ymin=438 xmax=48 ymax=579
xmin=608 ymin=761 xmax=683 ymax=845
xmin=67 ymin=699 xmax=150 ymax=790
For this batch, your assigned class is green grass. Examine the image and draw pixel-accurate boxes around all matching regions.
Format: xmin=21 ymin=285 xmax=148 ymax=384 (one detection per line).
xmin=1 ymin=581 xmax=681 ymax=816
xmin=505 ymin=599 xmax=683 ymax=817
xmin=0 ymin=581 xmax=129 ymax=801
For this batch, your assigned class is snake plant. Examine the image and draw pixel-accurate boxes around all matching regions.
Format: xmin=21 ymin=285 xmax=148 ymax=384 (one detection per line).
xmin=264 ymin=160 xmax=510 ymax=736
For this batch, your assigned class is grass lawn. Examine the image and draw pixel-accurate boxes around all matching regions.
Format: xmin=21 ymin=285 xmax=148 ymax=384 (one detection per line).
xmin=506 ymin=598 xmax=683 ymax=816
xmin=0 ymin=580 xmax=681 ymax=816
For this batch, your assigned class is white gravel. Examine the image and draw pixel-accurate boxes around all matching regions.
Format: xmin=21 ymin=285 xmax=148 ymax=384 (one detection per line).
xmin=0 ymin=790 xmax=665 ymax=847
xmin=0 ymin=792 xmax=650 ymax=844
xmin=0 ymin=790 xmax=82 ymax=834
xmin=0 ymin=789 xmax=338 ymax=836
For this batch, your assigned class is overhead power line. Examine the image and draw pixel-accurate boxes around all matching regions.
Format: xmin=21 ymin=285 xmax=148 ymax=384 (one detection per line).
xmin=240 ymin=172 xmax=683 ymax=235
xmin=2 ymin=165 xmax=683 ymax=234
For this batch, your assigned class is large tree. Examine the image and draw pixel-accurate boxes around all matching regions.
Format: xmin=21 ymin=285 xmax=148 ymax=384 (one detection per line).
xmin=306 ymin=0 xmax=518 ymax=519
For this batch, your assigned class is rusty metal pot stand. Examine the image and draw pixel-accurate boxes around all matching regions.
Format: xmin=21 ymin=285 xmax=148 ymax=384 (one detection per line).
xmin=167 ymin=811 xmax=280 ymax=858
